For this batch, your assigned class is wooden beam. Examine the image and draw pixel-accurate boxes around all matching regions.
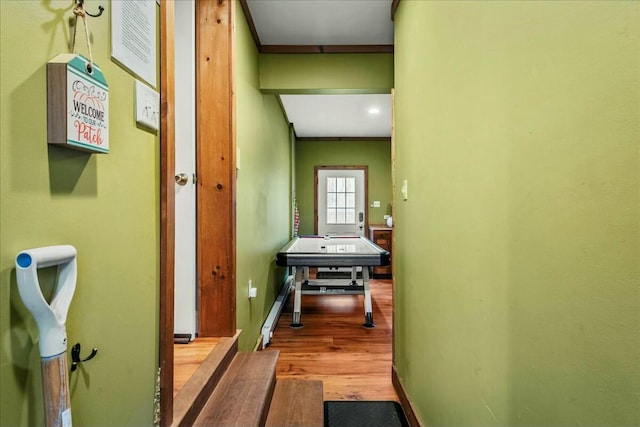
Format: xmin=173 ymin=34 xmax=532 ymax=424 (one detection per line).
xmin=391 ymin=0 xmax=401 ymax=21
xmin=196 ymin=0 xmax=236 ymax=337
xmin=261 ymin=44 xmax=394 ymax=54
xmin=238 ymin=0 xmax=262 ymax=51
xmin=159 ymin=0 xmax=176 ymax=425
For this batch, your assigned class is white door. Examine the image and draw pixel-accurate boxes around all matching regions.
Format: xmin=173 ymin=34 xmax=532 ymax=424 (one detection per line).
xmin=174 ymin=0 xmax=197 ymax=340
xmin=317 ymin=168 xmax=366 ymax=236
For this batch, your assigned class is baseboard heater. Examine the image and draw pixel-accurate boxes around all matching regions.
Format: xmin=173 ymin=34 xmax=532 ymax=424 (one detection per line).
xmin=261 ymin=274 xmax=294 ymax=349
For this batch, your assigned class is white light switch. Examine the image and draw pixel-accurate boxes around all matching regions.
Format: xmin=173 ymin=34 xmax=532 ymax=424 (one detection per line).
xmin=248 ymin=279 xmax=257 ymax=299
xmin=401 ymin=180 xmax=408 ymax=201
xmin=135 ymin=80 xmax=159 ymax=131
xmin=372 ymin=200 xmax=381 ymax=208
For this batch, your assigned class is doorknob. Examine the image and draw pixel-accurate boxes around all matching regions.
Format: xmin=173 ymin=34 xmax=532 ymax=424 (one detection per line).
xmin=175 ymin=173 xmax=189 ymax=186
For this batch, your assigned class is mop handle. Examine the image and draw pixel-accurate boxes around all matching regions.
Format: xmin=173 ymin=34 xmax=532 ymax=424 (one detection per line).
xmin=41 ymin=354 xmax=72 ymax=427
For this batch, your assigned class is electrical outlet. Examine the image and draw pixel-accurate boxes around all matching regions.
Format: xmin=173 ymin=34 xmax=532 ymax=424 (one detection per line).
xmin=248 ymin=280 xmax=257 ymax=299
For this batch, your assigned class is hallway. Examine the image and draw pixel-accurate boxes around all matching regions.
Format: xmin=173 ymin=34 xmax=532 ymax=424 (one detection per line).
xmin=265 ymin=278 xmax=397 ymax=401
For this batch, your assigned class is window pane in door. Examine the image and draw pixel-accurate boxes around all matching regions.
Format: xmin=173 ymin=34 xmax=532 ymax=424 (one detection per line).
xmin=346 ymin=209 xmax=355 ymax=223
xmin=346 ymin=193 xmax=355 ymax=208
xmin=346 ymin=177 xmax=355 ymax=192
xmin=327 ymin=177 xmax=336 ymax=192
xmin=327 ymin=209 xmax=336 ymax=224
xmin=326 ymin=175 xmax=357 ymax=225
xmin=327 ymin=193 xmax=336 ymax=208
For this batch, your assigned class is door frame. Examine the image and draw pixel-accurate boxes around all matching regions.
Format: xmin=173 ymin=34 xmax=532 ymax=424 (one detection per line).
xmin=314 ymin=166 xmax=369 ymax=235
xmin=159 ymin=1 xmax=236 ymax=425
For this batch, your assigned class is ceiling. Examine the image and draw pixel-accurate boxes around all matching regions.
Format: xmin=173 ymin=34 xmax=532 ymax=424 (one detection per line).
xmin=242 ymin=0 xmax=395 ymax=139
xmin=280 ymin=94 xmax=392 ymax=138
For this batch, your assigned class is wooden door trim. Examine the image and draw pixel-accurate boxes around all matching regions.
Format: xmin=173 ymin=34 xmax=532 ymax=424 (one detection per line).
xmin=159 ymin=0 xmax=236 ymax=425
xmin=159 ymin=1 xmax=175 ymax=425
xmin=313 ymin=166 xmax=369 ymax=235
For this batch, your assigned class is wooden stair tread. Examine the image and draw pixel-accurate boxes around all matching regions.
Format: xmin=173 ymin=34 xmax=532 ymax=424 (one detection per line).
xmin=266 ymin=379 xmax=324 ymax=427
xmin=193 ymin=351 xmax=280 ymax=427
xmin=172 ymin=331 xmax=240 ymax=427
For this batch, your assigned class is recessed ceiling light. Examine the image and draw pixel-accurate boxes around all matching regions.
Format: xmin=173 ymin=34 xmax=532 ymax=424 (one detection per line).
xmin=368 ymin=107 xmax=380 ymax=115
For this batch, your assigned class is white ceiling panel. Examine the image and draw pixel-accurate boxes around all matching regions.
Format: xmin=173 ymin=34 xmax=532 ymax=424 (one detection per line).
xmin=246 ymin=0 xmax=393 ymax=45
xmin=280 ymin=94 xmax=391 ymax=138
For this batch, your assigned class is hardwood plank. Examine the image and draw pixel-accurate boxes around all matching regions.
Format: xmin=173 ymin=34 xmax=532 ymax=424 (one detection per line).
xmin=266 ymin=379 xmax=324 ymax=427
xmin=173 ymin=337 xmax=221 ymax=396
xmin=194 ymin=351 xmax=279 ymax=427
xmin=173 ymin=333 xmax=239 ymax=427
xmin=274 ymin=374 xmax=398 ymax=402
xmin=268 ymin=339 xmax=391 ymax=354
xmin=266 ymin=279 xmax=398 ymax=402
xmin=276 ymin=353 xmax=391 ymax=376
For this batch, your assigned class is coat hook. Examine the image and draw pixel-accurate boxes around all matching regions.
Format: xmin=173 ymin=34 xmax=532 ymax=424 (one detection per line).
xmin=75 ymin=0 xmax=104 ymax=18
xmin=70 ymin=342 xmax=98 ymax=372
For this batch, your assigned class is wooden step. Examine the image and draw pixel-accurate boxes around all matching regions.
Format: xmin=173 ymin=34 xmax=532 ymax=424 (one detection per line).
xmin=266 ymin=379 xmax=324 ymax=427
xmin=193 ymin=351 xmax=280 ymax=427
xmin=172 ymin=332 xmax=240 ymax=427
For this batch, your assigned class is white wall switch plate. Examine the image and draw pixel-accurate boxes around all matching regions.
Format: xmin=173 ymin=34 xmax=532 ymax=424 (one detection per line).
xmin=373 ymin=200 xmax=381 ymax=208
xmin=135 ymin=80 xmax=159 ymax=131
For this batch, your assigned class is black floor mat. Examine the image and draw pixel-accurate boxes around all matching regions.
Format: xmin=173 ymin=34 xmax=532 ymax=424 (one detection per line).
xmin=324 ymin=401 xmax=409 ymax=427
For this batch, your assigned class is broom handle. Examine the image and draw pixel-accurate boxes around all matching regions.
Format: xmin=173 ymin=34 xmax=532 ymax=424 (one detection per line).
xmin=41 ymin=353 xmax=72 ymax=427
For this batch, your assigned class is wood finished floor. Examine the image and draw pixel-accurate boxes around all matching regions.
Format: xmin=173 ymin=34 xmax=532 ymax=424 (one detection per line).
xmin=173 ymin=337 xmax=220 ymax=397
xmin=265 ymin=278 xmax=397 ymax=401
xmin=173 ymin=278 xmax=396 ymax=401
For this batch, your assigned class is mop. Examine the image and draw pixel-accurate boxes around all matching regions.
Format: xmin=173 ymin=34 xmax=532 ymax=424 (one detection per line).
xmin=16 ymin=245 xmax=77 ymax=427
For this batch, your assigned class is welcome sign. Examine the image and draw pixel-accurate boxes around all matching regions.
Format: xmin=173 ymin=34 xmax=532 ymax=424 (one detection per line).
xmin=47 ymin=54 xmax=109 ymax=154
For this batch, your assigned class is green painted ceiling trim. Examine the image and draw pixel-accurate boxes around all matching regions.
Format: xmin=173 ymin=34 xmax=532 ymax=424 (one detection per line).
xmin=259 ymin=53 xmax=393 ymax=92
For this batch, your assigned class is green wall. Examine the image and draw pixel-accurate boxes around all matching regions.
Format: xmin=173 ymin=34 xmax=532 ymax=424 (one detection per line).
xmin=1 ymin=1 xmax=159 ymax=426
xmin=393 ymin=1 xmax=639 ymax=426
xmin=295 ymin=140 xmax=392 ymax=236
xmin=235 ymin=3 xmax=293 ymax=351
xmin=260 ymin=53 xmax=393 ymax=93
